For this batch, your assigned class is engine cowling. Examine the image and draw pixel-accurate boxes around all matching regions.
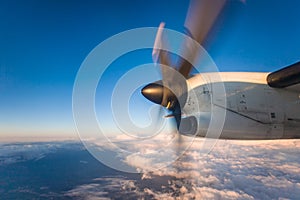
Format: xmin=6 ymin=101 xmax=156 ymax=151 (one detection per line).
xmin=267 ymin=61 xmax=300 ymax=88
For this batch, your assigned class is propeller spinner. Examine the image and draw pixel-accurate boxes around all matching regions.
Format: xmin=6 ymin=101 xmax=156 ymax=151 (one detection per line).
xmin=141 ymin=80 xmax=182 ymax=129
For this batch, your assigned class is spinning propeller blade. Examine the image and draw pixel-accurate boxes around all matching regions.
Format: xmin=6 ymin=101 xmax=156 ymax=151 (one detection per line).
xmin=178 ymin=0 xmax=227 ymax=78
xmin=142 ymin=0 xmax=227 ymax=133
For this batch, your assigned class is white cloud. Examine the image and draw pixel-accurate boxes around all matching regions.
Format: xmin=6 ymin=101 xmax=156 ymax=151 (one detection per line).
xmin=65 ymin=183 xmax=109 ymax=200
xmin=64 ymin=176 xmax=145 ymax=200
xmin=8 ymin=137 xmax=295 ymax=199
xmin=88 ymin=137 xmax=300 ymax=199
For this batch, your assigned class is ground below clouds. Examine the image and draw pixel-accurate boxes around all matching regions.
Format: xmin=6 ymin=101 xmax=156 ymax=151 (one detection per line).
xmin=1 ymin=139 xmax=300 ymax=199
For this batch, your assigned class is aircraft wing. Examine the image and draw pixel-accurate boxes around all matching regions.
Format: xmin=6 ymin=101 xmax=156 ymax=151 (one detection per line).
xmin=267 ymin=61 xmax=300 ymax=92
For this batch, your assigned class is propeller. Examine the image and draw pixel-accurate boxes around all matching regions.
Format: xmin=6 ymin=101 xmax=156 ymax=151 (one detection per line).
xmin=140 ymin=0 xmax=229 ymax=193
xmin=142 ymin=22 xmax=187 ymax=130
xmin=141 ymin=0 xmax=227 ymax=132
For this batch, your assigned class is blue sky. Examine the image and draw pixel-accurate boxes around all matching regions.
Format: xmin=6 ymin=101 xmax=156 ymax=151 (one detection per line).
xmin=1 ymin=0 xmax=300 ymax=140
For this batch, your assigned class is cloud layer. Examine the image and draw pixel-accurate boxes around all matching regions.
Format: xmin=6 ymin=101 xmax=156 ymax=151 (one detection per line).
xmin=84 ymin=137 xmax=300 ymax=199
xmin=2 ymin=139 xmax=300 ymax=199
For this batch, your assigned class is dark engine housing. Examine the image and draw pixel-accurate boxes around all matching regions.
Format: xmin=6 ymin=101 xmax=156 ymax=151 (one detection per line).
xmin=267 ymin=61 xmax=300 ymax=88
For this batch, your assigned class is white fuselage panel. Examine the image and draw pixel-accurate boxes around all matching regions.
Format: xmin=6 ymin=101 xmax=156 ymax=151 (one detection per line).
xmin=181 ymin=72 xmax=300 ymax=139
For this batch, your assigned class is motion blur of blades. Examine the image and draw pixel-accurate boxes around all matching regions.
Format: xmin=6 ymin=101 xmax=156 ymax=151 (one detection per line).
xmin=178 ymin=0 xmax=227 ymax=78
xmin=151 ymin=22 xmax=173 ymax=109
xmin=152 ymin=22 xmax=171 ymax=68
xmin=185 ymin=0 xmax=227 ymax=44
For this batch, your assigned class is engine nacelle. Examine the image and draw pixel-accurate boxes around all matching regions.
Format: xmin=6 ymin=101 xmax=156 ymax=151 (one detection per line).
xmin=267 ymin=61 xmax=300 ymax=88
